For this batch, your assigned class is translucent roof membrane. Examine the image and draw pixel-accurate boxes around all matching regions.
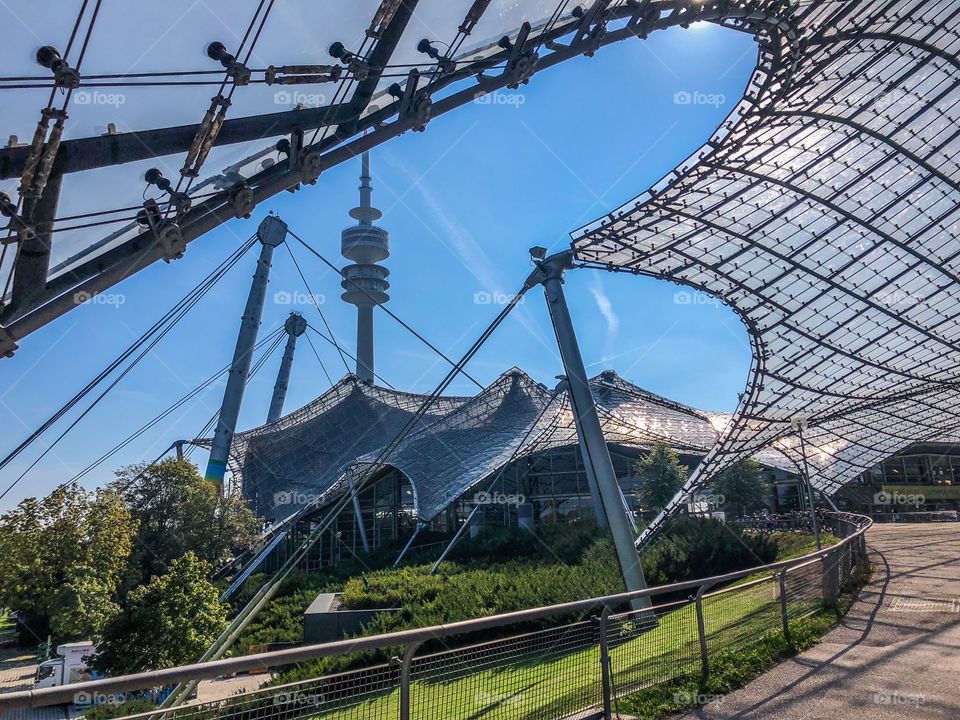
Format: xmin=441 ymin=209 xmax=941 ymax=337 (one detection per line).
xmin=570 ymin=0 xmax=960 ymax=543
xmin=0 ymin=0 xmax=581 ymax=288
xmin=223 ymin=368 xmax=795 ymax=524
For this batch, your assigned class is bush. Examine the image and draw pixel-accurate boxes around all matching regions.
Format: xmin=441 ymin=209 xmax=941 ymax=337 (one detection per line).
xmin=640 ymin=517 xmax=777 ymax=588
xmin=229 ymin=571 xmax=342 ymax=653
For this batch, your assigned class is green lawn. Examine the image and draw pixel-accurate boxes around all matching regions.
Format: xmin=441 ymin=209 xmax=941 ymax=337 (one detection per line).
xmin=256 ymin=534 xmax=845 ymax=720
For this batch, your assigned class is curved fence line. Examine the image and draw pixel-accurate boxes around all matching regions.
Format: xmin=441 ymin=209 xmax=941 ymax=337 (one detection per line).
xmin=0 ymin=512 xmax=872 ymax=719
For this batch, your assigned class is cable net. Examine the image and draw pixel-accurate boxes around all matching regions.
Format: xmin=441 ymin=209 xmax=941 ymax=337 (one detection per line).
xmin=570 ymin=0 xmax=960 ymax=542
xmin=213 ymin=368 xmax=794 ymax=524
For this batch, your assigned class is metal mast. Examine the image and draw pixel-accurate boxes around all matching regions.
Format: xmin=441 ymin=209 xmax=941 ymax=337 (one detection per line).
xmin=205 ymin=215 xmax=287 ymax=484
xmin=266 ymin=312 xmax=307 ymax=423
xmin=340 ymin=151 xmax=389 ymax=382
xmin=529 ymin=249 xmax=651 ymax=611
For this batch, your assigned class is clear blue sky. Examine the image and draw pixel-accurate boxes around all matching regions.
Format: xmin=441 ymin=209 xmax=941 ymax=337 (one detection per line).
xmin=0 ymin=23 xmax=758 ymax=510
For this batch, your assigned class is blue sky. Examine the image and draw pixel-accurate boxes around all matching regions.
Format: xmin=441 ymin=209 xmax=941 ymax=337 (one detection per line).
xmin=0 ymin=23 xmax=758 ymax=510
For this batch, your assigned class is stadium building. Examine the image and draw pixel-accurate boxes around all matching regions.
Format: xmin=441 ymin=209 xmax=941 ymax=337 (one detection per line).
xmin=200 ymin=367 xmax=806 ymax=568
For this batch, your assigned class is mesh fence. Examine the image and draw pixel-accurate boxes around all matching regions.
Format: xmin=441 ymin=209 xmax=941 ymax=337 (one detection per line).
xmin=409 ymin=621 xmax=600 ymax=720
xmin=607 ymin=598 xmax=699 ymax=694
xmin=2 ymin=516 xmax=870 ymax=720
xmin=703 ymin=577 xmax=783 ymax=658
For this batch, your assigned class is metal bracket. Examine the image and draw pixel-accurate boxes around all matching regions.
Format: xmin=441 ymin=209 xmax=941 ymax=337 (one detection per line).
xmin=572 ymin=2 xmax=615 ymax=56
xmin=0 ymin=192 xmax=35 ymax=243
xmin=137 ymin=199 xmax=185 ymax=262
xmin=626 ymin=1 xmax=660 ymax=38
xmin=0 ymin=325 xmax=18 ymax=358
xmin=157 ymin=222 xmax=186 ymax=262
xmin=299 ymin=148 xmax=323 ymax=185
xmin=228 ymin=182 xmax=255 ymax=218
xmin=389 ymin=70 xmax=431 ymax=132
xmin=499 ymin=23 xmax=538 ymax=88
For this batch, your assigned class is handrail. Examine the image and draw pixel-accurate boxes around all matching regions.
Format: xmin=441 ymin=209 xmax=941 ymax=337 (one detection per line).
xmin=0 ymin=512 xmax=872 ymax=711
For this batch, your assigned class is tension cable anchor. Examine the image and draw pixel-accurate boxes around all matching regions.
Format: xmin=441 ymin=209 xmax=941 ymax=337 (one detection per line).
xmin=417 ymin=39 xmax=456 ymax=75
xmin=136 ymin=199 xmax=185 ymax=262
xmin=207 ymin=41 xmax=251 ymax=86
xmin=144 ymin=168 xmax=191 ymax=216
xmin=329 ymin=42 xmax=372 ymax=82
xmin=36 ymin=46 xmax=80 ymax=90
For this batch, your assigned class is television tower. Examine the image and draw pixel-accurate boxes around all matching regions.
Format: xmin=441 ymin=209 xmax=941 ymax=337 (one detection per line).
xmin=340 ymin=151 xmax=389 ymax=382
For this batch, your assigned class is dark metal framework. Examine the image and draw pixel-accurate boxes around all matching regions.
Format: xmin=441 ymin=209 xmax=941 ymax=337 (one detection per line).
xmin=218 ymin=367 xmax=795 ymax=530
xmin=571 ymin=0 xmax=960 ymax=543
xmin=0 ymin=0 xmax=804 ymax=354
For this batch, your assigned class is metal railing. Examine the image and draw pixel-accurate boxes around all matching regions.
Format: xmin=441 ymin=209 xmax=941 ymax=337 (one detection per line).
xmin=0 ymin=512 xmax=872 ymax=720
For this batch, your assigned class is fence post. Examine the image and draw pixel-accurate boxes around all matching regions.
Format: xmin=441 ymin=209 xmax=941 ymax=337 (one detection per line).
xmin=399 ymin=641 xmax=422 ymax=720
xmin=695 ymin=585 xmax=709 ymax=679
xmin=821 ymin=553 xmax=838 ymax=607
xmin=778 ymin=571 xmax=790 ymax=645
xmin=598 ymin=607 xmax=613 ymax=720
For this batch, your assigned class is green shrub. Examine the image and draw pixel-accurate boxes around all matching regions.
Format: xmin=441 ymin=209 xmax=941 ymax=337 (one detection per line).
xmin=83 ymin=700 xmax=156 ymax=720
xmin=640 ymin=516 xmax=778 ymax=588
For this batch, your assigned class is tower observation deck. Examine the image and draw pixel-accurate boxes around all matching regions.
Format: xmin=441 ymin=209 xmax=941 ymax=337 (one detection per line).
xmin=341 ymin=151 xmax=389 ymax=382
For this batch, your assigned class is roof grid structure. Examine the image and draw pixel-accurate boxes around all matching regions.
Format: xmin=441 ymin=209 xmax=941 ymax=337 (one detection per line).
xmin=223 ymin=367 xmax=796 ymax=524
xmin=571 ymin=0 xmax=960 ymax=542
xmin=194 ymin=374 xmax=468 ymax=517
xmin=0 ymin=0 xmax=827 ymax=345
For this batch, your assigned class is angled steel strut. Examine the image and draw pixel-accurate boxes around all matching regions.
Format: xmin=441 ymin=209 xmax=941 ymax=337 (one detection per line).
xmin=527 ymin=249 xmax=651 ymax=611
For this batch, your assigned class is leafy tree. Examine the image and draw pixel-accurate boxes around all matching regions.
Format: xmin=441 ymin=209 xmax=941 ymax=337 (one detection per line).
xmin=0 ymin=486 xmax=136 ymax=643
xmin=712 ymin=458 xmax=769 ymax=519
xmin=635 ymin=443 xmax=688 ymax=513
xmin=49 ymin=566 xmax=120 ymax=640
xmin=111 ymin=459 xmax=258 ymax=587
xmin=92 ymin=552 xmax=228 ymax=674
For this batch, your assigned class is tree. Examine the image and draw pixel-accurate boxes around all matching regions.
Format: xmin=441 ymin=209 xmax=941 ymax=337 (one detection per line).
xmin=635 ymin=443 xmax=688 ymax=513
xmin=92 ymin=552 xmax=228 ymax=674
xmin=111 ymin=459 xmax=258 ymax=587
xmin=712 ymin=458 xmax=769 ymax=519
xmin=0 ymin=486 xmax=136 ymax=643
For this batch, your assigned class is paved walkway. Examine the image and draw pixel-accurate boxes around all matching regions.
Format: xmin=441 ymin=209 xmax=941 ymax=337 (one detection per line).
xmin=679 ymin=523 xmax=960 ymax=720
